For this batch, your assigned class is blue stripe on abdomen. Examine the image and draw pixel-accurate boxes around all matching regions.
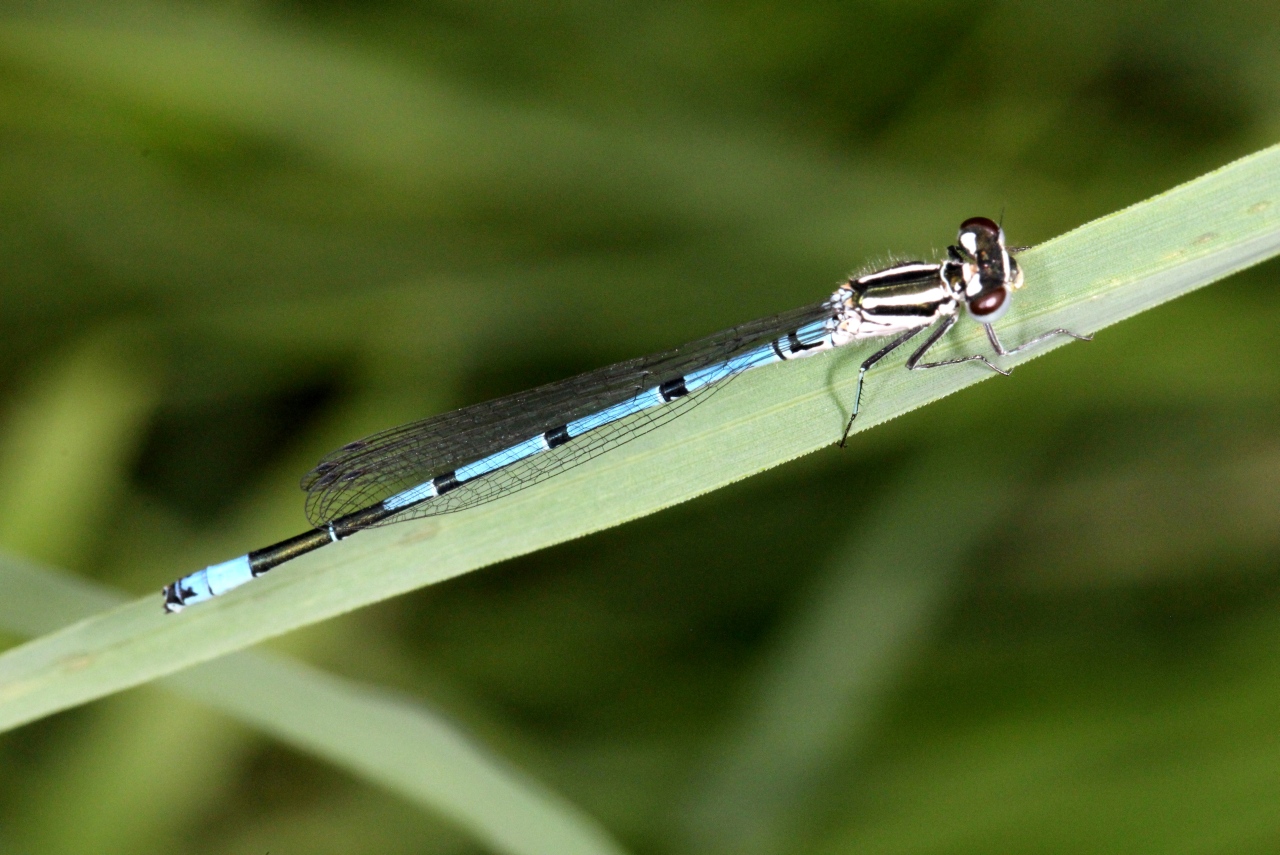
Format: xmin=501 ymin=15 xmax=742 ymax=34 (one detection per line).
xmin=685 ymin=344 xmax=780 ymax=392
xmin=169 ymin=554 xmax=254 ymax=610
xmin=567 ymin=387 xmax=665 ymax=437
xmin=793 ymin=320 xmax=830 ymax=346
xmin=387 ymin=338 xmax=810 ymax=511
xmin=456 ymin=434 xmax=550 ymax=481
xmin=383 ymin=480 xmax=439 ymax=511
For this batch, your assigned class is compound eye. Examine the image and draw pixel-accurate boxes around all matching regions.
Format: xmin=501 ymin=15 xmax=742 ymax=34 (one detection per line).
xmin=959 ymin=216 xmax=1000 ymax=236
xmin=968 ymin=286 xmax=1009 ymax=322
xmin=957 ymin=216 xmax=1001 ymax=254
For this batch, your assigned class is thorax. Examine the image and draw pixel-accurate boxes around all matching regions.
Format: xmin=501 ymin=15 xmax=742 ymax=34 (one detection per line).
xmin=828 ymin=261 xmax=962 ymax=342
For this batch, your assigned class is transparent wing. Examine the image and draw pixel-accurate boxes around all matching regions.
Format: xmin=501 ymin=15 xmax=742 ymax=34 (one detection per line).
xmin=301 ymin=300 xmax=835 ymax=527
xmin=364 ymin=376 xmax=723 ymax=525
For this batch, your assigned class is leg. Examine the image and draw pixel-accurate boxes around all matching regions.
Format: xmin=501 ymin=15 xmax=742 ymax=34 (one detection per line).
xmin=906 ymin=313 xmax=1011 ymax=375
xmin=838 ymin=326 xmax=925 ymax=447
xmin=984 ymin=322 xmax=1092 ymax=358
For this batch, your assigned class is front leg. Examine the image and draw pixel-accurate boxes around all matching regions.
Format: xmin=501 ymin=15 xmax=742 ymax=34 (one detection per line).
xmin=906 ymin=313 xmax=1011 ymax=376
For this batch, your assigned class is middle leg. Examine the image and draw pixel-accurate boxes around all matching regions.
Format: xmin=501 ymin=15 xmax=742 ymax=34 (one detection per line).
xmin=838 ymin=325 xmax=925 ymax=447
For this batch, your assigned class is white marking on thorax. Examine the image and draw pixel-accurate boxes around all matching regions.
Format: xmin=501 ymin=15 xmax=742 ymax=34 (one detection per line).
xmin=859 ymin=281 xmax=953 ymax=313
xmin=855 ymin=262 xmax=940 ymax=284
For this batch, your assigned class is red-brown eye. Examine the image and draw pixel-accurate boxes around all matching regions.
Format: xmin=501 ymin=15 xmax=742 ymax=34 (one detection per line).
xmin=959 ymin=216 xmax=1000 ymax=237
xmin=969 ymin=286 xmax=1008 ymax=320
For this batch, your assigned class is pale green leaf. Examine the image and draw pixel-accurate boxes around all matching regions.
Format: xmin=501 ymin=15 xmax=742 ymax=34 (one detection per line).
xmin=0 ymin=557 xmax=625 ymax=855
xmin=0 ymin=143 xmax=1277 ymax=739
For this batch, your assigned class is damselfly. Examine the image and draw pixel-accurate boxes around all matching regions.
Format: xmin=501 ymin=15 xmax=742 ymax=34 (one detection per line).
xmin=162 ymin=217 xmax=1089 ymax=612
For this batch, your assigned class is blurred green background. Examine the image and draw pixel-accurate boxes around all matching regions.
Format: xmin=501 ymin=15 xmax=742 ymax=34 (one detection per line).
xmin=2 ymin=1 xmax=1279 ymax=853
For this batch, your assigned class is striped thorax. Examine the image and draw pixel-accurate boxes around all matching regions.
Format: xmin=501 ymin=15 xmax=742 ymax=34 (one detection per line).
xmin=826 ymin=216 xmax=1023 ymax=345
xmin=828 ymin=262 xmax=959 ymax=344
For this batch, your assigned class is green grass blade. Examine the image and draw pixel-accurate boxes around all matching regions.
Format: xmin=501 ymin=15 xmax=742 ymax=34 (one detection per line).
xmin=173 ymin=658 xmax=624 ymax=855
xmin=675 ymin=449 xmax=1014 ymax=855
xmin=0 ymin=556 xmax=626 ymax=855
xmin=0 ymin=143 xmax=1277 ymax=737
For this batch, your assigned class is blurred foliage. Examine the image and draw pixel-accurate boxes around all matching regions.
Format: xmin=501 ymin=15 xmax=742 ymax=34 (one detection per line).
xmin=0 ymin=1 xmax=1278 ymax=853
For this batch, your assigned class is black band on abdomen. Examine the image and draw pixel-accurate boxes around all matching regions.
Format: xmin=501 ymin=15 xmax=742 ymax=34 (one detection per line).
xmin=544 ymin=425 xmax=571 ymax=448
xmin=433 ymin=471 xmax=460 ymax=494
xmin=659 ymin=377 xmax=688 ymax=401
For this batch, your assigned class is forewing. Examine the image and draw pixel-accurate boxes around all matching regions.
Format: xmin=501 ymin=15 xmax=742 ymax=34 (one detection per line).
xmin=301 ymin=301 xmax=834 ymax=527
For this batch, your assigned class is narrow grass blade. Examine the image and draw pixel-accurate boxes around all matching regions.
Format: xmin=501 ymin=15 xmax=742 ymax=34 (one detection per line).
xmin=674 ymin=449 xmax=1015 ymax=855
xmin=814 ymin=609 xmax=1280 ymax=854
xmin=0 ymin=144 xmax=1277 ymax=737
xmin=0 ymin=557 xmax=626 ymax=855
xmin=0 ymin=328 xmax=158 ymax=569
xmin=6 ymin=685 xmax=248 ymax=855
